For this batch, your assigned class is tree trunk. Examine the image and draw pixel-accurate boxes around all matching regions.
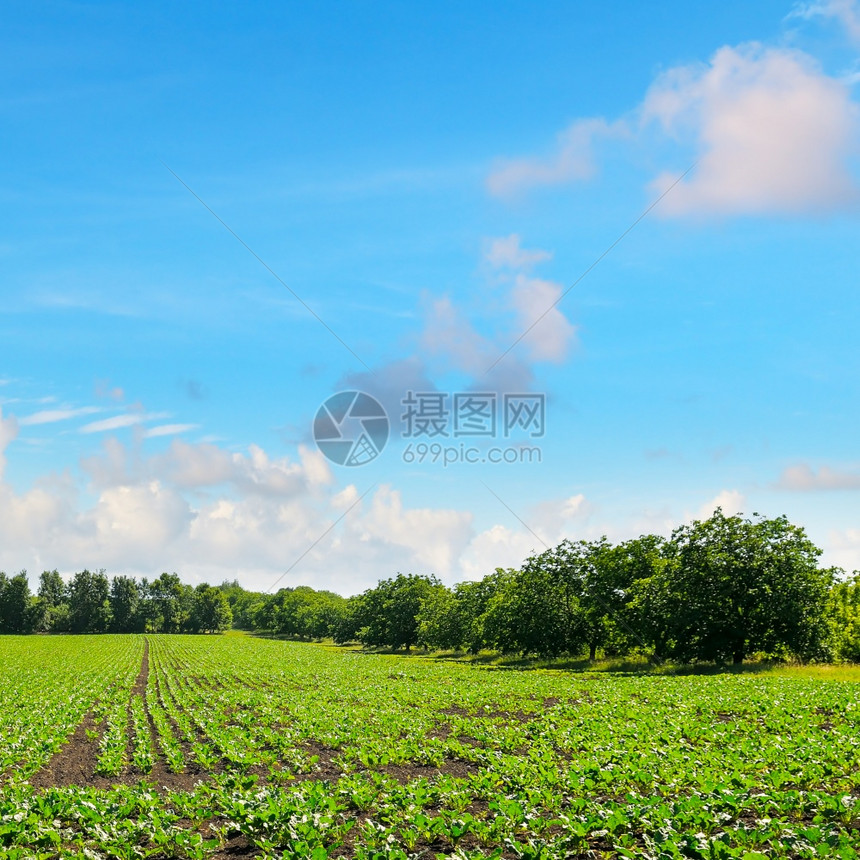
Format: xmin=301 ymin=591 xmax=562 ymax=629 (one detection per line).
xmin=589 ymin=642 xmax=597 ymax=661
xmin=733 ymin=649 xmax=744 ymax=665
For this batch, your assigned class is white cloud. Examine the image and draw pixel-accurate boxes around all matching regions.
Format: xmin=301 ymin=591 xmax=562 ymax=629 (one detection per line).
xmin=362 ymin=486 xmax=474 ymax=579
xmin=420 ymin=295 xmax=495 ymax=377
xmin=88 ymin=481 xmax=193 ymax=568
xmin=351 ymin=235 xmax=576 ymax=409
xmin=644 ymin=43 xmax=860 ymax=215
xmin=487 ymin=40 xmax=860 ymax=217
xmin=487 ymin=118 xmax=626 ymax=197
xmin=458 ymin=491 xmax=611 ymax=581
xmin=6 ymin=423 xmax=854 ymax=591
xmin=80 ymin=412 xmax=169 ymax=434
xmin=485 ymin=235 xmax=552 ymax=270
xmin=19 ymin=406 xmax=102 ymax=426
xmin=0 ymin=409 xmax=18 ymax=480
xmin=422 ymin=235 xmax=575 ymax=372
xmin=826 ymin=527 xmax=860 ymax=571
xmin=144 ymin=423 xmax=200 ymax=438
xmin=791 ymin=0 xmax=860 ymax=43
xmin=777 ymin=462 xmax=860 ymax=490
xmin=80 ymin=437 xmax=136 ymax=489
xmin=150 ymin=440 xmax=333 ymax=497
xmin=458 ymin=523 xmax=540 ymax=581
xmin=510 ymin=273 xmax=577 ymax=363
xmin=95 ymin=380 xmax=125 ymax=402
xmin=695 ymin=489 xmax=746 ymax=519
xmin=0 ymin=433 xmax=475 ymax=592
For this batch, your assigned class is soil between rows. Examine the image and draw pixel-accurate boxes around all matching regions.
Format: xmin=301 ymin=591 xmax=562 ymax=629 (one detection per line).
xmin=24 ymin=639 xmax=483 ymax=794
xmin=29 ymin=639 xmax=203 ymax=791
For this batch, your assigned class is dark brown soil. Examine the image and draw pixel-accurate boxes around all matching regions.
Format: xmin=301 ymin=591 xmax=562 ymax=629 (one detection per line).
xmin=28 ymin=639 xmax=204 ymax=792
xmin=427 ymin=721 xmax=452 ymax=740
xmin=439 ymin=705 xmax=470 ymax=717
xmin=438 ymin=703 xmax=539 ymax=722
xmin=28 ymin=711 xmax=106 ymax=790
xmin=301 ymin=740 xmax=344 ymax=781
xmin=25 ymin=641 xmax=485 ymax=802
xmin=377 ymin=758 xmax=479 ymax=783
xmin=208 ymin=835 xmax=257 ymax=858
xmin=134 ymin=639 xmax=149 ymax=695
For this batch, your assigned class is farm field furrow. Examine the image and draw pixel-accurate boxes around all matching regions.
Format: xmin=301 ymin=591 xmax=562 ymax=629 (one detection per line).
xmin=0 ymin=635 xmax=858 ymax=859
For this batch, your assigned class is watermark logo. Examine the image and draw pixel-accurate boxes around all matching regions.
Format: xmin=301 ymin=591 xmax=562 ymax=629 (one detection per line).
xmin=313 ymin=389 xmax=545 ymax=466
xmin=402 ymin=392 xmax=545 ymax=439
xmin=313 ymin=391 xmax=389 ymax=466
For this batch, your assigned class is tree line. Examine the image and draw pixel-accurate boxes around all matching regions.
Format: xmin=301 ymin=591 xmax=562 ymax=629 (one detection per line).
xmin=0 ymin=570 xmax=232 ymax=634
xmin=245 ymin=509 xmax=859 ymax=665
xmin=3 ymin=509 xmax=859 ymax=664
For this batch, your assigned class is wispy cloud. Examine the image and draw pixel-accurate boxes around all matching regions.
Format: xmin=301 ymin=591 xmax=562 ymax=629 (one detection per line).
xmin=19 ymin=406 xmax=102 ymax=426
xmin=487 ymin=118 xmax=626 ymax=198
xmin=777 ymin=463 xmax=860 ymax=490
xmin=484 ymin=235 xmax=552 ymax=270
xmin=144 ymin=423 xmax=200 ymax=438
xmin=0 ymin=408 xmax=18 ymax=479
xmin=79 ymin=412 xmax=169 ymax=434
xmin=790 ymin=0 xmax=860 ymax=44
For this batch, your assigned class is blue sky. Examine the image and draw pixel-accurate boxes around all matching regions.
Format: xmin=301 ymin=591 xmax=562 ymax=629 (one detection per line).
xmin=2 ymin=0 xmax=860 ymax=592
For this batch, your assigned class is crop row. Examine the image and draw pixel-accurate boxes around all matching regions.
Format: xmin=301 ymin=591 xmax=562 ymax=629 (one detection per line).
xmin=0 ymin=635 xmax=858 ymax=858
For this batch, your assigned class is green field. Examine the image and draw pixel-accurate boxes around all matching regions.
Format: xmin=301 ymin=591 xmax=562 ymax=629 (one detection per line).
xmin=1 ymin=636 xmax=859 ymax=859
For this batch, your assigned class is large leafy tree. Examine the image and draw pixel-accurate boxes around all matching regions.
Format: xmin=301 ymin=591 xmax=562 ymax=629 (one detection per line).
xmin=489 ymin=538 xmax=628 ymax=659
xmin=615 ymin=535 xmax=674 ymax=658
xmin=824 ymin=572 xmax=860 ymax=662
xmin=29 ymin=570 xmax=70 ymax=632
xmin=353 ymin=573 xmax=444 ymax=650
xmin=417 ymin=586 xmax=461 ymax=650
xmin=68 ymin=569 xmax=112 ymax=633
xmin=38 ymin=570 xmax=67 ymax=607
xmin=417 ymin=575 xmax=510 ymax=653
xmin=146 ymin=572 xmax=189 ymax=633
xmin=188 ymin=584 xmax=233 ymax=633
xmin=218 ymin=580 xmax=263 ymax=630
xmin=0 ymin=571 xmax=33 ymax=633
xmin=483 ymin=564 xmax=569 ymax=657
xmin=110 ymin=576 xmax=141 ymax=633
xmin=665 ymin=509 xmax=832 ymax=664
xmin=451 ymin=571 xmax=510 ymax=654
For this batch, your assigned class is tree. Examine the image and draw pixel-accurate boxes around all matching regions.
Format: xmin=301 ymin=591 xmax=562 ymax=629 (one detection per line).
xmin=331 ymin=596 xmax=362 ymax=644
xmin=0 ymin=571 xmax=33 ymax=633
xmin=417 ymin=586 xmax=461 ymax=650
xmin=68 ymin=570 xmax=112 ymax=633
xmin=483 ymin=566 xmax=568 ymax=657
xmin=218 ymin=580 xmax=263 ymax=630
xmin=31 ymin=570 xmax=70 ymax=633
xmin=38 ymin=570 xmax=67 ymax=607
xmin=665 ymin=509 xmax=832 ymax=664
xmin=612 ymin=535 xmax=672 ymax=658
xmin=188 ymin=584 xmax=232 ymax=633
xmin=453 ymin=571 xmax=509 ymax=654
xmin=147 ymin=572 xmax=188 ymax=633
xmin=418 ymin=572 xmax=511 ymax=653
xmin=825 ymin=572 xmax=860 ymax=661
xmin=353 ymin=574 xmax=444 ymax=650
xmin=110 ymin=576 xmax=141 ymax=633
xmin=487 ymin=538 xmax=625 ymax=660
xmin=567 ymin=538 xmax=628 ymax=660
